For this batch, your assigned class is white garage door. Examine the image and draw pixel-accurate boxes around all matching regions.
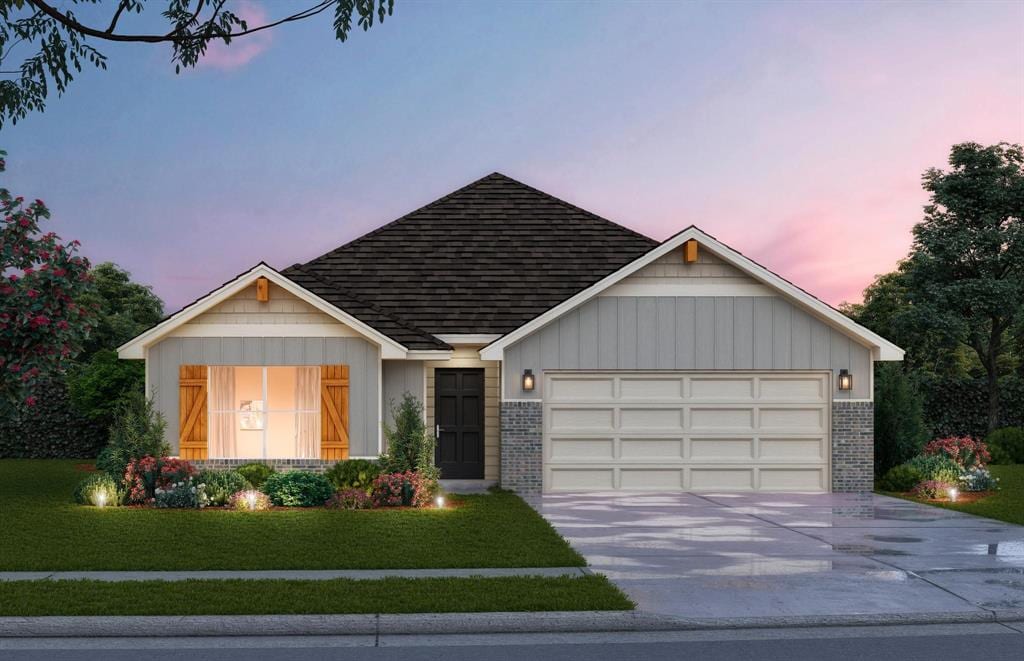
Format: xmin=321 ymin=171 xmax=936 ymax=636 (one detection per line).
xmin=543 ymin=371 xmax=831 ymax=492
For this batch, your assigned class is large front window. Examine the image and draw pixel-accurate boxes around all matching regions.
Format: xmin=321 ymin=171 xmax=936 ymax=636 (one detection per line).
xmin=208 ymin=366 xmax=321 ymax=459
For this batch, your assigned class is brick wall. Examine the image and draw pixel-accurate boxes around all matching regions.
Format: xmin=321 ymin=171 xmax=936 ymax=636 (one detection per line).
xmin=500 ymin=401 xmax=543 ymax=495
xmin=832 ymin=401 xmax=874 ymax=492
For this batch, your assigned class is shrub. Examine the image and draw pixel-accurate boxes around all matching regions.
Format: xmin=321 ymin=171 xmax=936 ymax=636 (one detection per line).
xmin=923 ymin=436 xmax=990 ymax=470
xmin=905 ymin=454 xmax=962 ymax=485
xmin=262 ymin=470 xmax=334 ymax=507
xmin=73 ymin=472 xmax=121 ymax=506
xmin=154 ymin=478 xmax=205 ymax=508
xmin=198 ymin=469 xmax=250 ymax=506
xmin=960 ymin=467 xmax=1000 ymax=492
xmin=371 ymin=471 xmax=433 ymax=508
xmin=235 ymin=462 xmax=275 ymax=489
xmin=0 ymin=379 xmax=106 ymax=458
xmin=911 ymin=480 xmax=957 ymax=500
xmin=227 ymin=489 xmax=271 ymax=511
xmin=325 ymin=459 xmax=382 ymax=493
xmin=986 ymin=427 xmax=1024 ymax=465
xmin=124 ymin=456 xmax=196 ymax=504
xmin=380 ymin=394 xmax=440 ymax=499
xmin=95 ymin=392 xmax=169 ymax=481
xmin=873 ymin=363 xmax=930 ymax=475
xmin=877 ymin=463 xmax=924 ymax=492
xmin=325 ymin=488 xmax=373 ymax=510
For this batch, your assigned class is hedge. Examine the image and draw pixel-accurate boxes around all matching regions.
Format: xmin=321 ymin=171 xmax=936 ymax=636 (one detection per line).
xmin=0 ymin=380 xmax=106 ymax=458
xmin=916 ymin=374 xmax=1024 ymax=439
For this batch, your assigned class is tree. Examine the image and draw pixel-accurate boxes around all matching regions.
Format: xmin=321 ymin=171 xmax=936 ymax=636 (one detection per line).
xmin=77 ymin=261 xmax=163 ymax=359
xmin=873 ymin=362 xmax=930 ymax=475
xmin=0 ymin=0 xmax=394 ymax=127
xmin=902 ymin=142 xmax=1024 ymax=433
xmin=0 ymin=149 xmax=93 ymax=412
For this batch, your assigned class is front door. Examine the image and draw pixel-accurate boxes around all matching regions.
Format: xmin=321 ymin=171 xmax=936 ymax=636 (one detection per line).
xmin=434 ymin=368 xmax=485 ymax=479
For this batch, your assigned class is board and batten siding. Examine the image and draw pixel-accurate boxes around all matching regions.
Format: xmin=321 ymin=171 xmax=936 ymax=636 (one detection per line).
xmin=503 ymin=296 xmax=872 ymax=400
xmin=147 ymin=336 xmax=381 ymax=457
xmin=382 ymin=360 xmax=425 ymax=431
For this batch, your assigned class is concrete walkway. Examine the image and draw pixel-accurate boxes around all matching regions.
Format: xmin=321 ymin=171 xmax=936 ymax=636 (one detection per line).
xmin=0 ymin=567 xmax=590 ymax=582
xmin=536 ymin=491 xmax=1024 ymax=620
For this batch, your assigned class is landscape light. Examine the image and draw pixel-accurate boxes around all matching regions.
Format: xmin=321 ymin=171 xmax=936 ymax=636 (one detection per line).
xmin=245 ymin=490 xmax=258 ymax=511
xmin=948 ymin=487 xmax=959 ymax=502
xmin=95 ymin=491 xmax=107 ymax=508
xmin=436 ymin=496 xmax=445 ymax=508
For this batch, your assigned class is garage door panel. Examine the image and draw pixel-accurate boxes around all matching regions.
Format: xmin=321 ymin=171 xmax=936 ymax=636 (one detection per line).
xmin=543 ymin=371 xmax=830 ymax=493
xmin=690 ymin=438 xmax=755 ymax=460
xmin=620 ymin=438 xmax=684 ymax=460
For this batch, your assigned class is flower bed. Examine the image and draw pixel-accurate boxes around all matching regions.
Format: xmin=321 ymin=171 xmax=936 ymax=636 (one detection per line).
xmin=879 ymin=435 xmax=1000 ymax=503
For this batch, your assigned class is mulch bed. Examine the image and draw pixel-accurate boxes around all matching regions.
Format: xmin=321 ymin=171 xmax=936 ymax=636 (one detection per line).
xmin=905 ymin=491 xmax=994 ymax=505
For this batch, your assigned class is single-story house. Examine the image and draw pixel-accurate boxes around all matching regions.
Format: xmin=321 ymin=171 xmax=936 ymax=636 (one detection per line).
xmin=118 ymin=173 xmax=903 ymax=494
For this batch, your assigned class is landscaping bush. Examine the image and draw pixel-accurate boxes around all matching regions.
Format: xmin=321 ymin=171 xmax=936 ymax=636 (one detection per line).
xmin=235 ymin=462 xmax=275 ymax=489
xmin=986 ymin=427 xmax=1024 ymax=465
xmin=923 ymin=436 xmax=990 ymax=470
xmin=0 ymin=380 xmax=106 ymax=458
xmin=227 ymin=489 xmax=271 ymax=511
xmin=911 ymin=480 xmax=957 ymax=500
xmin=198 ymin=469 xmax=251 ymax=507
xmin=124 ymin=456 xmax=196 ymax=504
xmin=917 ymin=374 xmax=1024 ymax=439
xmin=961 ymin=467 xmax=1000 ymax=492
xmin=95 ymin=392 xmax=169 ymax=481
xmin=905 ymin=454 xmax=962 ymax=485
xmin=73 ymin=472 xmax=121 ymax=506
xmin=262 ymin=470 xmax=334 ymax=507
xmin=380 ymin=394 xmax=440 ymax=500
xmin=154 ymin=478 xmax=205 ymax=509
xmin=325 ymin=488 xmax=373 ymax=510
xmin=873 ymin=363 xmax=930 ymax=475
xmin=877 ymin=463 xmax=924 ymax=492
xmin=371 ymin=471 xmax=433 ymax=507
xmin=325 ymin=459 xmax=382 ymax=493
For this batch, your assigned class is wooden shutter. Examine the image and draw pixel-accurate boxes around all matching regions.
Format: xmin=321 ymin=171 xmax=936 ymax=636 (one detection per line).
xmin=179 ymin=365 xmax=208 ymax=461
xmin=321 ymin=365 xmax=350 ymax=461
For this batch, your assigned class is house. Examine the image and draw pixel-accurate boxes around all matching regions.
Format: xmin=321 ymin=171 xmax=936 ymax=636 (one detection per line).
xmin=118 ymin=173 xmax=903 ymax=494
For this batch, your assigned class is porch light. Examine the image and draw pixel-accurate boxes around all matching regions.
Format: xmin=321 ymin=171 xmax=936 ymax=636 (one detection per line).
xmin=522 ymin=369 xmax=535 ymax=392
xmin=948 ymin=487 xmax=959 ymax=503
xmin=837 ymin=369 xmax=853 ymax=391
xmin=436 ymin=496 xmax=445 ymax=508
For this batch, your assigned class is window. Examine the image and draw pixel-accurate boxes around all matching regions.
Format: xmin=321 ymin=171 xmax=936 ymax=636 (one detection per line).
xmin=208 ymin=366 xmax=321 ymax=459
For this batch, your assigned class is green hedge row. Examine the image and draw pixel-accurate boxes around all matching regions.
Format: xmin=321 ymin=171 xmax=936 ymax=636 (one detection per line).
xmin=917 ymin=374 xmax=1024 ymax=439
xmin=0 ymin=381 xmax=107 ymax=459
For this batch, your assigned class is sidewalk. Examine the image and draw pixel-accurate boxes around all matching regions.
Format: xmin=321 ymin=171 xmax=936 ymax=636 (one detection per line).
xmin=0 ymin=567 xmax=590 ymax=582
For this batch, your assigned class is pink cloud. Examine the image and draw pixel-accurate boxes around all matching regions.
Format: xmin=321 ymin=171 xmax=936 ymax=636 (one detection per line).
xmin=195 ymin=1 xmax=273 ymax=71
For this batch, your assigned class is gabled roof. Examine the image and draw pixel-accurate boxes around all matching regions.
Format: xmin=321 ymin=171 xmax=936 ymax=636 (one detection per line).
xmin=480 ymin=227 xmax=905 ymax=362
xmin=284 ymin=172 xmax=659 ymax=335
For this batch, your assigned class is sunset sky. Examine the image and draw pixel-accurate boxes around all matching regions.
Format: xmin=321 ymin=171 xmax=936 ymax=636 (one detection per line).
xmin=2 ymin=1 xmax=1022 ymax=312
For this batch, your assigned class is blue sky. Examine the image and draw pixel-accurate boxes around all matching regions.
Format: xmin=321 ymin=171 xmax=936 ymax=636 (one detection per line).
xmin=2 ymin=1 xmax=1022 ymax=311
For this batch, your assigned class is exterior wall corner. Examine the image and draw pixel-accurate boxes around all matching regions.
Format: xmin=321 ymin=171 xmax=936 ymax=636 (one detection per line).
xmin=499 ymin=400 xmax=543 ymax=495
xmin=831 ymin=400 xmax=874 ymax=492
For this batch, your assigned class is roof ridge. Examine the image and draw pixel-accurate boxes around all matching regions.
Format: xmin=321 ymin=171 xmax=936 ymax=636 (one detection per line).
xmin=284 ymin=264 xmax=449 ymax=349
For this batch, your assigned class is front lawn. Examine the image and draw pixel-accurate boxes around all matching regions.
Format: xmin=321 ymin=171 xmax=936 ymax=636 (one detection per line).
xmin=0 ymin=460 xmax=584 ymax=570
xmin=0 ymin=576 xmax=633 ymax=616
xmin=925 ymin=464 xmax=1024 ymax=526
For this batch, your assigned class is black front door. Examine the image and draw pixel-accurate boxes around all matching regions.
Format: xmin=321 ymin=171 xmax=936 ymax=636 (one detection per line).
xmin=434 ymin=368 xmax=485 ymax=479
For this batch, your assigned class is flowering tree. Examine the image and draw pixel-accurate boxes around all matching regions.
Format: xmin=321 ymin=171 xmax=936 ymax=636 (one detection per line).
xmin=0 ymin=150 xmax=93 ymax=411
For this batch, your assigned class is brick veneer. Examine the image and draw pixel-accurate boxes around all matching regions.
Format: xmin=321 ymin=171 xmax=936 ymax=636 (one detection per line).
xmin=499 ymin=401 xmax=543 ymax=495
xmin=831 ymin=400 xmax=874 ymax=492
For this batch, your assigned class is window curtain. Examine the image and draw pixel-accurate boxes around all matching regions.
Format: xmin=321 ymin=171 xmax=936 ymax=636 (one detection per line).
xmin=294 ymin=366 xmax=321 ymax=459
xmin=209 ymin=366 xmax=237 ymax=458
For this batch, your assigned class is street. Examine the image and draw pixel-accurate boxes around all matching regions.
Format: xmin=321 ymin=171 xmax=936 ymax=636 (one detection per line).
xmin=2 ymin=622 xmax=1022 ymax=660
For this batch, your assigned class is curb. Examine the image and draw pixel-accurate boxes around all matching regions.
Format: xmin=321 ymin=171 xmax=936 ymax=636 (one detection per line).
xmin=0 ymin=567 xmax=589 ymax=582
xmin=2 ymin=609 xmax=1024 ymax=637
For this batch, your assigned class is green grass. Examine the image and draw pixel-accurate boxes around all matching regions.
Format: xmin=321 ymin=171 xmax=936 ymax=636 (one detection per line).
xmin=927 ymin=464 xmax=1024 ymax=525
xmin=0 ymin=460 xmax=584 ymax=571
xmin=0 ymin=576 xmax=634 ymax=616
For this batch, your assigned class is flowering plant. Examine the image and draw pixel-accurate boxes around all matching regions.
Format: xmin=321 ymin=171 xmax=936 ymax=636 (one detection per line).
xmin=960 ymin=467 xmax=1000 ymax=493
xmin=910 ymin=480 xmax=958 ymax=500
xmin=371 ymin=471 xmax=432 ymax=507
xmin=227 ymin=489 xmax=271 ymax=511
xmin=923 ymin=437 xmax=991 ymax=470
xmin=325 ymin=488 xmax=373 ymax=510
xmin=154 ymin=478 xmax=205 ymax=509
xmin=124 ymin=455 xmax=196 ymax=504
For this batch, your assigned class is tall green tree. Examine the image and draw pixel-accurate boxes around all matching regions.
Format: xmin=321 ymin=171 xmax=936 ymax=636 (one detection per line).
xmin=0 ymin=1 xmax=393 ymax=127
xmin=902 ymin=142 xmax=1024 ymax=433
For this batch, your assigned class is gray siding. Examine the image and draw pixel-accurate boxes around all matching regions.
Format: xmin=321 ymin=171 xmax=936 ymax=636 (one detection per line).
xmin=504 ymin=296 xmax=872 ymax=400
xmin=382 ymin=360 xmax=425 ymax=427
xmin=147 ymin=336 xmax=380 ymax=457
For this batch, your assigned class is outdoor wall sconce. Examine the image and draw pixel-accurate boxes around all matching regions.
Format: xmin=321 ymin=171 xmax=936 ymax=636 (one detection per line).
xmin=522 ymin=369 xmax=535 ymax=392
xmin=837 ymin=369 xmax=853 ymax=391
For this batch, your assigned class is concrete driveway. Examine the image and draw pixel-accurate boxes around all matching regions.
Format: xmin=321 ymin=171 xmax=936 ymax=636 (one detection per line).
xmin=536 ymin=492 xmax=1024 ymax=619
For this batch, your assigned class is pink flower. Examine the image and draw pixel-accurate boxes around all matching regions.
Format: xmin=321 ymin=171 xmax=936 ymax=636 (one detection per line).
xmin=26 ymin=290 xmax=38 ymax=298
xmin=56 ymin=320 xmax=69 ymax=330
xmin=24 ymin=396 xmax=37 ymax=407
xmin=18 ymin=218 xmax=29 ymax=228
